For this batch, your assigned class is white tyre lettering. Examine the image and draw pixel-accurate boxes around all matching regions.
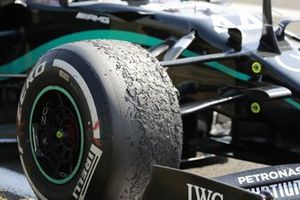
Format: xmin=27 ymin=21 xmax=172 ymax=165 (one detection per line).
xmin=35 ymin=62 xmax=46 ymax=77
xmin=72 ymin=144 xmax=103 ymax=200
xmin=19 ymin=85 xmax=26 ymax=107
xmin=20 ymin=61 xmax=46 ymax=106
xmin=17 ymin=136 xmax=23 ymax=154
xmin=26 ymin=70 xmax=34 ymax=89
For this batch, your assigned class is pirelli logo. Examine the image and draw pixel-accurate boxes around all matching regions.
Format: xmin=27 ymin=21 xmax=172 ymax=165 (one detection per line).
xmin=73 ymin=144 xmax=102 ymax=200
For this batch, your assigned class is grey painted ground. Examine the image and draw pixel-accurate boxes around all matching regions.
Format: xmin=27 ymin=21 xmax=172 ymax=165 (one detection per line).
xmin=185 ymin=157 xmax=267 ymax=178
xmin=0 ymin=144 xmax=35 ymax=200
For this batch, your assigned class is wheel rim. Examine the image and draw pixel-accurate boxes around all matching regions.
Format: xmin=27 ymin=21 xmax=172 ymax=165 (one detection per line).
xmin=29 ymin=85 xmax=84 ymax=184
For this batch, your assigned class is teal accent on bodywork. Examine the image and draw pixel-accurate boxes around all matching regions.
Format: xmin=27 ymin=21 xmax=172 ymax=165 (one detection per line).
xmin=4 ymin=29 xmax=300 ymax=110
xmin=1 ymin=29 xmax=250 ymax=82
xmin=206 ymin=61 xmax=251 ymax=81
xmin=181 ymin=50 xmax=198 ymax=57
xmin=284 ymin=98 xmax=300 ymax=110
xmin=182 ymin=50 xmax=251 ymax=81
xmin=0 ymin=30 xmax=163 ymax=75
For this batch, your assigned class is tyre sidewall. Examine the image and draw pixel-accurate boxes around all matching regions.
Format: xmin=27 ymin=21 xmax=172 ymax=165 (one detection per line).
xmin=17 ymin=49 xmax=111 ymax=200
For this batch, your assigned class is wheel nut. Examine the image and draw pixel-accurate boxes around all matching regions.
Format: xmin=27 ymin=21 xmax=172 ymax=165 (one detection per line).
xmin=251 ymin=62 xmax=262 ymax=74
xmin=251 ymin=102 xmax=261 ymax=114
xmin=56 ymin=130 xmax=64 ymax=139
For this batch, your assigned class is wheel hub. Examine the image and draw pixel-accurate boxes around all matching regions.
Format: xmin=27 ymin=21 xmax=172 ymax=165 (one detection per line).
xmin=29 ymin=86 xmax=84 ymax=184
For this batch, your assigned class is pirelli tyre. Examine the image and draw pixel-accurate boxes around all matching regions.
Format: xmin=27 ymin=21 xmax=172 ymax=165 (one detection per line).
xmin=16 ymin=40 xmax=183 ymax=200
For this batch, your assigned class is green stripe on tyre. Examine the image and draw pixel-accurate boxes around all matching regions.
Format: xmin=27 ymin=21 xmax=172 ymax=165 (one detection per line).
xmin=29 ymin=85 xmax=84 ymax=185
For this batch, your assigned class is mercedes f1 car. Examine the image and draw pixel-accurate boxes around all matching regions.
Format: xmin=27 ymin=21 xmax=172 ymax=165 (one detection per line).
xmin=1 ymin=0 xmax=300 ymax=199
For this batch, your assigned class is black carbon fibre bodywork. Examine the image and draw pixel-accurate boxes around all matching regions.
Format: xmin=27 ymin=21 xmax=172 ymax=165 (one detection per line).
xmin=1 ymin=0 xmax=300 ymax=165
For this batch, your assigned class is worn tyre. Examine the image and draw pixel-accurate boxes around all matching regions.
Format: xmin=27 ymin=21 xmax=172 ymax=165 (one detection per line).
xmin=17 ymin=40 xmax=182 ymax=200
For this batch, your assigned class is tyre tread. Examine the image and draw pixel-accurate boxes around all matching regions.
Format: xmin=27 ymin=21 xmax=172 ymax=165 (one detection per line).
xmin=84 ymin=40 xmax=182 ymax=199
